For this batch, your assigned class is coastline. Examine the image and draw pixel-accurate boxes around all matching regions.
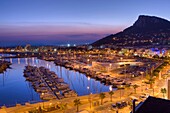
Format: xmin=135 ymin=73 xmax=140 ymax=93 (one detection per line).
xmin=0 ymin=52 xmax=168 ymax=113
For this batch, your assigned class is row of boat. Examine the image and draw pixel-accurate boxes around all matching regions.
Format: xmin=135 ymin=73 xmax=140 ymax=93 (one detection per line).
xmin=54 ymin=60 xmax=131 ymax=88
xmin=23 ymin=66 xmax=77 ymax=100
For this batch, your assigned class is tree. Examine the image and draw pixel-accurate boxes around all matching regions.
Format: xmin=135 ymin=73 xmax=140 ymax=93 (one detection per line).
xmin=117 ymin=86 xmax=125 ymax=99
xmin=88 ymin=94 xmax=92 ymax=109
xmin=145 ymin=75 xmax=156 ymax=89
xmin=132 ymin=84 xmax=140 ymax=94
xmin=74 ymin=99 xmax=81 ymax=112
xmin=38 ymin=106 xmax=42 ymax=113
xmin=99 ymin=93 xmax=105 ymax=105
xmin=108 ymin=91 xmax=114 ymax=102
xmin=162 ymin=74 xmax=169 ymax=81
xmin=60 ymin=103 xmax=67 ymax=113
xmin=161 ymin=88 xmax=167 ymax=98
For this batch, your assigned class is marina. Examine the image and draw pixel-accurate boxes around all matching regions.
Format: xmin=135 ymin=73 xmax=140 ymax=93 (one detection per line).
xmin=0 ymin=2 xmax=170 ymax=112
xmin=54 ymin=59 xmax=131 ymax=88
xmin=24 ymin=66 xmax=77 ymax=100
xmin=0 ymin=54 xmax=112 ymax=106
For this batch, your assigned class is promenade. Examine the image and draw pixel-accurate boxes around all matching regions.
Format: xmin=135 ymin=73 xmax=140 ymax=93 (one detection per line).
xmin=0 ymin=75 xmax=167 ymax=113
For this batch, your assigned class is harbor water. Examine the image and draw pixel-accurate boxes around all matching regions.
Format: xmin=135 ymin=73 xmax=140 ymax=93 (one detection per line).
xmin=0 ymin=54 xmax=112 ymax=106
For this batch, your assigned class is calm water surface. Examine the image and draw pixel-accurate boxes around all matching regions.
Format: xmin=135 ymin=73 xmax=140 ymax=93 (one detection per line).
xmin=0 ymin=54 xmax=112 ymax=106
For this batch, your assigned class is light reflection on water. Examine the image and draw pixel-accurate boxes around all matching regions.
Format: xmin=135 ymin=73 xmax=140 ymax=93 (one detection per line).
xmin=0 ymin=54 xmax=111 ymax=106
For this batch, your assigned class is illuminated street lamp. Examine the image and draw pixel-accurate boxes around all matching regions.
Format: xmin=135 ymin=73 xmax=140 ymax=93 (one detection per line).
xmin=49 ymin=103 xmax=52 ymax=108
xmin=67 ymin=44 xmax=70 ymax=47
xmin=141 ymin=80 xmax=144 ymax=92
xmin=118 ymin=85 xmax=124 ymax=99
xmin=42 ymin=93 xmax=45 ymax=108
xmin=87 ymin=59 xmax=90 ymax=65
xmin=88 ymin=93 xmax=92 ymax=109
xmin=109 ymin=63 xmax=112 ymax=71
xmin=88 ymin=76 xmax=90 ymax=81
xmin=140 ymin=71 xmax=144 ymax=79
xmin=152 ymin=86 xmax=156 ymax=96
xmin=109 ymin=85 xmax=112 ymax=91
xmin=120 ymin=57 xmax=123 ymax=61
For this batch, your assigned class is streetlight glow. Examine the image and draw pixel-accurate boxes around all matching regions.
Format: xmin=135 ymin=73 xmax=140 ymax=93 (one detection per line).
xmin=109 ymin=85 xmax=112 ymax=91
xmin=88 ymin=76 xmax=90 ymax=81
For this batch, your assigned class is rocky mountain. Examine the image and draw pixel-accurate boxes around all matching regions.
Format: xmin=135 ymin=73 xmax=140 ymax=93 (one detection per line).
xmin=92 ymin=15 xmax=170 ymax=47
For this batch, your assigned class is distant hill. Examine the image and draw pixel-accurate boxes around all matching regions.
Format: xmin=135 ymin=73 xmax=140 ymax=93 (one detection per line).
xmin=92 ymin=15 xmax=170 ymax=47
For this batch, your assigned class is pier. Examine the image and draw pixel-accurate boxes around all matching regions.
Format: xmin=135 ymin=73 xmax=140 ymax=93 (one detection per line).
xmin=24 ymin=66 xmax=77 ymax=100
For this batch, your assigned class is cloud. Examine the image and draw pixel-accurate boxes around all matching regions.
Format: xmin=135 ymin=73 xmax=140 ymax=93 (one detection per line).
xmin=0 ymin=22 xmax=124 ymax=36
xmin=0 ymin=22 xmax=125 ymax=46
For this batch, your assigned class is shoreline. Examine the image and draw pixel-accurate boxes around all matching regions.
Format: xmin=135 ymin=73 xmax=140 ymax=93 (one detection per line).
xmin=0 ymin=52 xmax=169 ymax=113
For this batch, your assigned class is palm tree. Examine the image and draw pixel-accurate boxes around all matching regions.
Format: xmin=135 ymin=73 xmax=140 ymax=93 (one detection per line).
xmin=145 ymin=76 xmax=155 ymax=89
xmin=99 ymin=93 xmax=105 ymax=105
xmin=117 ymin=86 xmax=125 ymax=99
xmin=132 ymin=84 xmax=139 ymax=94
xmin=161 ymin=88 xmax=167 ymax=98
xmin=148 ymin=77 xmax=155 ymax=89
xmin=74 ymin=99 xmax=81 ymax=112
xmin=88 ymin=94 xmax=92 ymax=109
xmin=162 ymin=74 xmax=169 ymax=81
xmin=108 ymin=91 xmax=114 ymax=102
xmin=60 ymin=103 xmax=67 ymax=113
xmin=38 ymin=106 xmax=42 ymax=113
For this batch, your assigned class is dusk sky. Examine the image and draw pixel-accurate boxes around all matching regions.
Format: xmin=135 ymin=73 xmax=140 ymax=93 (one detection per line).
xmin=0 ymin=0 xmax=170 ymax=46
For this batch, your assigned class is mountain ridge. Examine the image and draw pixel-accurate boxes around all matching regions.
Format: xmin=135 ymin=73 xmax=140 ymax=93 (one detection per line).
xmin=92 ymin=15 xmax=170 ymax=47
